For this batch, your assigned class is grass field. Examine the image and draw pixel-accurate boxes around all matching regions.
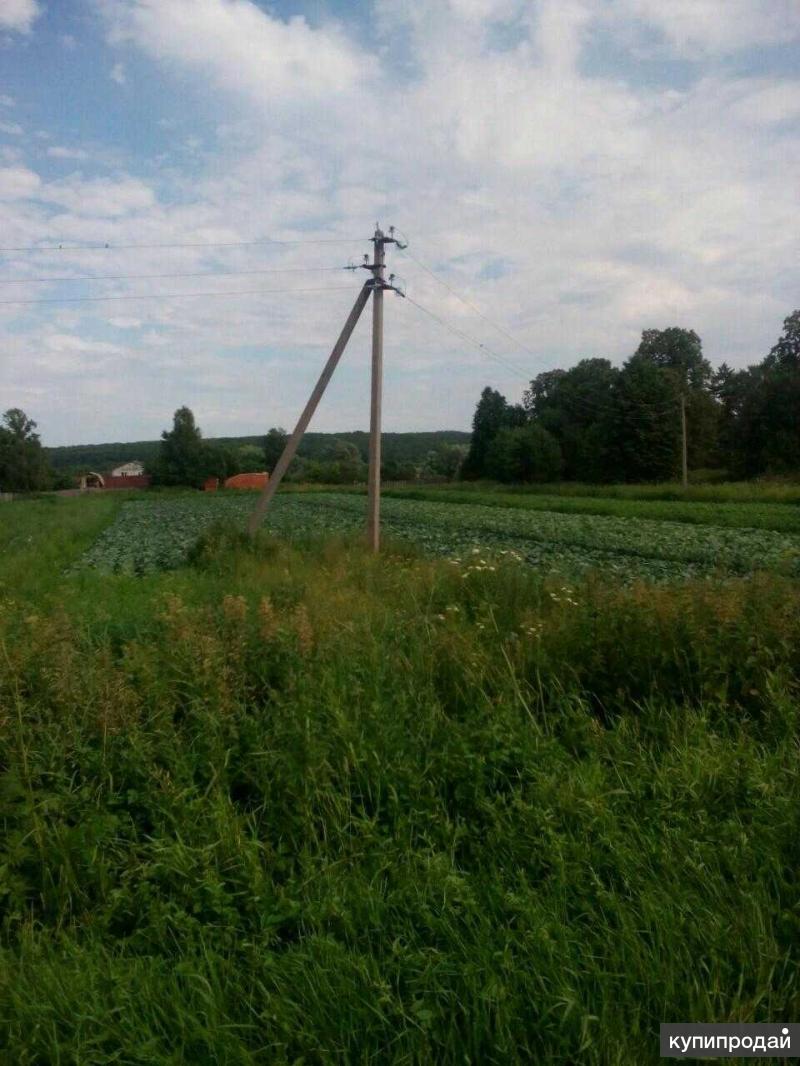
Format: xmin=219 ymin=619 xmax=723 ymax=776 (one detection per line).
xmin=1 ymin=489 xmax=799 ymax=1063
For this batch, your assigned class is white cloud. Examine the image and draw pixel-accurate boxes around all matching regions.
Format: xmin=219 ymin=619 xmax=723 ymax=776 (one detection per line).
xmin=100 ymin=0 xmax=374 ymax=99
xmin=47 ymin=145 xmax=90 ymax=160
xmin=0 ymin=0 xmax=41 ymax=33
xmin=0 ymin=120 xmax=23 ymax=135
xmin=0 ymin=94 xmax=16 ymax=107
xmin=110 ymin=61 xmax=126 ymax=85
xmin=61 ymin=33 xmax=77 ymax=49
xmin=40 ymin=175 xmax=156 ymax=215
xmin=730 ymin=80 xmax=800 ymax=126
xmin=108 ymin=316 xmax=143 ymax=328
xmin=0 ymin=165 xmax=41 ymax=199
xmin=611 ymin=0 xmax=800 ymax=56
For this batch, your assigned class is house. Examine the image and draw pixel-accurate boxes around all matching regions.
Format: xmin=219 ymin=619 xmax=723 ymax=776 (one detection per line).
xmin=111 ymin=461 xmax=145 ymax=477
xmin=78 ymin=460 xmax=150 ymax=490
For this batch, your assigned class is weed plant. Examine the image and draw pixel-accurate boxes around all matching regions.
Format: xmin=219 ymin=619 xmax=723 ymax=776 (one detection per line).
xmin=1 ymin=508 xmax=799 ymax=1063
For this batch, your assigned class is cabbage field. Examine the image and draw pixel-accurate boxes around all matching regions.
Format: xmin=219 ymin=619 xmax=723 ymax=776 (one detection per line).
xmin=76 ymin=490 xmax=800 ymax=581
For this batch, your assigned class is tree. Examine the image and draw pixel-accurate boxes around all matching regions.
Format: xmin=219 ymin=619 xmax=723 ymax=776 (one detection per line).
xmin=523 ymin=360 xmax=619 ymax=481
xmin=612 ymin=355 xmax=682 ymax=481
xmin=3 ymin=408 xmax=39 ymax=441
xmin=522 ymin=369 xmax=567 ymax=417
xmin=236 ymin=444 xmax=265 ymax=473
xmin=729 ymin=311 xmax=800 ymax=474
xmin=422 ymin=443 xmax=467 ymax=480
xmin=152 ymin=406 xmax=211 ymax=487
xmin=461 ymin=387 xmax=522 ymax=479
xmin=710 ymin=311 xmax=800 ymax=476
xmin=632 ymin=329 xmax=721 ymax=473
xmin=634 ymin=327 xmax=711 ymax=391
xmin=485 ymin=423 xmax=562 ymax=483
xmin=766 ymin=309 xmax=800 ymax=370
xmin=326 ymin=440 xmax=366 ymax=483
xmin=0 ymin=408 xmax=53 ymax=492
xmin=263 ymin=428 xmax=288 ymax=472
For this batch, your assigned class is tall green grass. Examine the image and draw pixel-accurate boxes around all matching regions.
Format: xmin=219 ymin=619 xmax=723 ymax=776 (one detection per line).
xmin=0 ymin=495 xmax=121 ymax=600
xmin=1 ymin=512 xmax=799 ymax=1063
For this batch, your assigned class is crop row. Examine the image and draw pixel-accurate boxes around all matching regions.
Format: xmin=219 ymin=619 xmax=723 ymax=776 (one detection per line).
xmin=75 ymin=492 xmax=800 ymax=581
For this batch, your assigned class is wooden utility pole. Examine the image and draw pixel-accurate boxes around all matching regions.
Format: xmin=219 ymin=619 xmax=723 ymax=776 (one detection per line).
xmin=367 ymin=227 xmax=386 ymax=552
xmin=248 ymin=282 xmax=372 ymax=535
xmin=680 ymin=393 xmax=688 ymax=488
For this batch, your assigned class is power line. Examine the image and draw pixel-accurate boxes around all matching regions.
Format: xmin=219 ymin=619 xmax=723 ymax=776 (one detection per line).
xmin=403 ymin=293 xmax=530 ymax=381
xmin=400 ymin=247 xmax=541 ymax=361
xmin=0 ymin=236 xmax=363 ymax=254
xmin=0 ymin=284 xmax=357 ymax=306
xmin=0 ymin=266 xmax=346 ymax=285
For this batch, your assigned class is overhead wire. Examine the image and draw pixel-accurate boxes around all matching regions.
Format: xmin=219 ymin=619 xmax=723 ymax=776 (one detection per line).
xmin=0 ymin=284 xmax=358 ymax=306
xmin=400 ymin=246 xmax=542 ymax=361
xmin=0 ymin=235 xmax=364 ymax=254
xmin=0 ymin=265 xmax=347 ymax=285
xmin=402 ymin=293 xmax=531 ymax=381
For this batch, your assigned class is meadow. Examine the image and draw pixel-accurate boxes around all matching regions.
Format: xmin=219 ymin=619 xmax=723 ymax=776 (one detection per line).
xmin=1 ymin=489 xmax=799 ymax=1063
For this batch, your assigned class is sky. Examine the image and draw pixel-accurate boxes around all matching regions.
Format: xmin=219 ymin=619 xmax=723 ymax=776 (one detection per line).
xmin=0 ymin=0 xmax=798 ymax=447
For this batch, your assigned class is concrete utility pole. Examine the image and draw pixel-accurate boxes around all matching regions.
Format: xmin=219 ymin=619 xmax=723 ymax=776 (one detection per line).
xmin=248 ymin=224 xmax=405 ymax=539
xmin=363 ymin=224 xmax=405 ymax=550
xmin=367 ymin=227 xmax=386 ymax=552
xmin=248 ymin=282 xmax=372 ymax=535
xmin=680 ymin=393 xmax=688 ymax=489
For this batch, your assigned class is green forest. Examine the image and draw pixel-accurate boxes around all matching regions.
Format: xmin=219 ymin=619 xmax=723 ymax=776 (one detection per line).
xmin=462 ymin=312 xmax=800 ymax=483
xmin=43 ymin=429 xmax=470 ymax=483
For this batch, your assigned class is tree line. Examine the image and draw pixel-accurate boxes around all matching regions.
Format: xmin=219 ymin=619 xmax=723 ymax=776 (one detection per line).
xmin=5 ymin=308 xmax=796 ymax=492
xmin=462 ymin=310 xmax=800 ymax=483
xmin=151 ymin=409 xmax=468 ymax=487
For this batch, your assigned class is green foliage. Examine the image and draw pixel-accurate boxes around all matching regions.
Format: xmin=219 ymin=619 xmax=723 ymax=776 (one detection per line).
xmin=485 ymin=423 xmax=562 ymax=483
xmin=421 ymin=442 xmax=467 ymax=480
xmin=613 ymin=354 xmax=682 ymax=481
xmin=72 ymin=491 xmax=800 ymax=582
xmin=47 ymin=431 xmax=472 ymax=478
xmin=461 ymin=387 xmax=525 ymax=479
xmin=471 ymin=312 xmax=800 ymax=485
xmin=280 ymin=439 xmax=369 ymax=485
xmin=634 ymin=326 xmax=711 ymax=390
xmin=1 ymin=499 xmax=799 ymax=1063
xmin=731 ymin=312 xmax=800 ymax=476
xmin=524 ymin=360 xmax=618 ymax=481
xmin=0 ymin=408 xmax=54 ymax=492
xmin=150 ymin=406 xmax=228 ymax=489
xmin=263 ymin=427 xmax=288 ymax=472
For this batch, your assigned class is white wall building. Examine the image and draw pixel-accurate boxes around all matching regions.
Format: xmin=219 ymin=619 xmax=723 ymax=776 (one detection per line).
xmin=111 ymin=461 xmax=145 ymax=477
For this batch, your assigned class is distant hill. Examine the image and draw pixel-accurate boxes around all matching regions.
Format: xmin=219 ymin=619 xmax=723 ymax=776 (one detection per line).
xmin=45 ymin=431 xmax=471 ymax=473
